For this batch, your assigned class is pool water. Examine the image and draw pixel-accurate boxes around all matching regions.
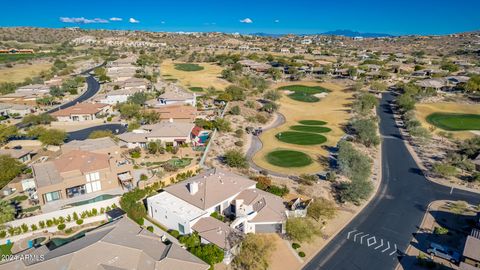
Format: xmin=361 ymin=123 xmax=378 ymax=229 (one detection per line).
xmin=64 ymin=194 xmax=117 ymax=208
xmin=46 ymin=229 xmax=92 ymax=250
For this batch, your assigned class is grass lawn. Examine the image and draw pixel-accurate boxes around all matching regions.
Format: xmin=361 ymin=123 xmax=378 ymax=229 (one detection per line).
xmin=266 ymin=150 xmax=312 ymax=167
xmin=278 ymin=85 xmax=329 ymax=103
xmin=415 ymin=103 xmax=480 ymax=139
xmin=0 ymin=243 xmax=13 ymax=256
xmin=298 ymin=120 xmax=327 ymax=125
xmin=174 ymin=63 xmax=205 ymax=72
xmin=275 ymin=131 xmax=327 ymax=145
xmin=426 ymin=113 xmax=480 ymax=131
xmin=164 ymin=78 xmax=178 ymax=82
xmin=188 ymin=87 xmax=204 ymax=92
xmin=0 ymin=62 xmax=52 ymax=83
xmin=161 ymin=60 xmax=230 ymax=90
xmin=253 ymin=82 xmax=351 ymax=174
xmin=290 ymin=125 xmax=332 ymax=133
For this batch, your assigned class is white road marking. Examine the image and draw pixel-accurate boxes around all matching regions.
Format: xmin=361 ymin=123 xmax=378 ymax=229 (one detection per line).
xmin=389 ymin=244 xmax=397 ymax=256
xmin=360 ymin=234 xmax=369 ymax=245
xmin=347 ymin=230 xmax=357 ymax=239
xmin=382 ymin=241 xmax=391 ymax=253
xmin=346 ymin=231 xmax=398 ymax=257
xmin=353 ymin=232 xmax=363 ymax=242
xmin=375 ymin=239 xmax=384 ymax=250
xmin=367 ymin=236 xmax=377 ymax=247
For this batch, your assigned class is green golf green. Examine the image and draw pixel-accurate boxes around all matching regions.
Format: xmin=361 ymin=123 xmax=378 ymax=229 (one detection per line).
xmin=188 ymin=87 xmax=204 ymax=92
xmin=275 ymin=131 xmax=327 ymax=145
xmin=298 ymin=120 xmax=327 ymax=125
xmin=174 ymin=63 xmax=205 ymax=72
xmin=426 ymin=113 xmax=480 ymax=131
xmin=266 ymin=150 xmax=312 ymax=167
xmin=278 ymin=85 xmax=330 ymax=103
xmin=290 ymin=125 xmax=332 ymax=133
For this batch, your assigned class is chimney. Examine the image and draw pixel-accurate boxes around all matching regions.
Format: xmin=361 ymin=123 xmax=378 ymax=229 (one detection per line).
xmin=188 ymin=181 xmax=199 ymax=195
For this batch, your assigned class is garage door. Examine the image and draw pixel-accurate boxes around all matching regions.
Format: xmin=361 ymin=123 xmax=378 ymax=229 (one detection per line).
xmin=255 ymin=223 xmax=282 ymax=233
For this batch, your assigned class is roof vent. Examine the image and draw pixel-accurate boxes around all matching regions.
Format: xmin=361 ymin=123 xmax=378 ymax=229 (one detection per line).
xmin=188 ymin=181 xmax=199 ymax=195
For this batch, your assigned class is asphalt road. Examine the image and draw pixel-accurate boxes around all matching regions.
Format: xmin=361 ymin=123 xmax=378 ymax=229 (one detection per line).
xmin=303 ymin=92 xmax=480 ymax=270
xmin=46 ymin=68 xmax=101 ymax=114
xmin=66 ymin=123 xmax=127 ymax=141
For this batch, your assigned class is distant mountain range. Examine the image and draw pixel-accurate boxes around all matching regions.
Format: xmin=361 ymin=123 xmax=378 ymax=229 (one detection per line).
xmin=251 ymin=30 xmax=394 ymax=38
xmin=321 ymin=29 xmax=393 ymax=37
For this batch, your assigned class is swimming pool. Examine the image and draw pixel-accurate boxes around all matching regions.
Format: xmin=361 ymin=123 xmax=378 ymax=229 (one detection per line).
xmin=64 ymin=194 xmax=117 ymax=208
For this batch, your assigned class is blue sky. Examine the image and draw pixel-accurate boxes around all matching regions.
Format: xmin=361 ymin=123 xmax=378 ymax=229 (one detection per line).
xmin=1 ymin=0 xmax=479 ymax=35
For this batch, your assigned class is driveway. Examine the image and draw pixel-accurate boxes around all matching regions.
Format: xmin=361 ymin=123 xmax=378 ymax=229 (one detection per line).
xmin=302 ymin=92 xmax=480 ymax=270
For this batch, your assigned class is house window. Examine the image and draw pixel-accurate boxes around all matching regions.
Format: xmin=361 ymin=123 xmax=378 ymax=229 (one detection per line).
xmin=85 ymin=172 xmax=102 ymax=193
xmin=43 ymin=190 xmax=61 ymax=203
xmin=178 ymin=223 xmax=185 ymax=234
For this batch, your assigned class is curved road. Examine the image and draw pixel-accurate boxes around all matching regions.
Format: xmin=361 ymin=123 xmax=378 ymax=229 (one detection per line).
xmin=303 ymin=92 xmax=480 ymax=270
xmin=66 ymin=123 xmax=127 ymax=141
xmin=245 ymin=112 xmax=287 ymax=177
xmin=46 ymin=65 xmax=103 ymax=113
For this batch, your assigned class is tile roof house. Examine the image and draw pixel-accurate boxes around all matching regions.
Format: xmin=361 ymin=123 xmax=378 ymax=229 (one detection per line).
xmin=150 ymin=105 xmax=198 ymax=123
xmin=461 ymin=228 xmax=480 ymax=269
xmin=0 ymin=148 xmax=33 ymax=163
xmin=0 ymin=103 xmax=32 ymax=117
xmin=50 ymin=103 xmax=111 ymax=122
xmin=147 ymin=83 xmax=196 ymax=107
xmin=0 ymin=217 xmax=209 ymax=270
xmin=32 ymin=149 xmax=133 ymax=206
xmin=147 ymin=169 xmax=287 ymax=262
xmin=117 ymin=121 xmax=195 ymax=149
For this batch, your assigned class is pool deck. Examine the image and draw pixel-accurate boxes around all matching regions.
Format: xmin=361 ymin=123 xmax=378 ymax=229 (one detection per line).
xmin=41 ymin=188 xmax=124 ymax=213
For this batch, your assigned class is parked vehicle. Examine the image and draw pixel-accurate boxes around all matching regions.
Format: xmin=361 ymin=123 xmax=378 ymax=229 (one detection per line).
xmin=426 ymin=243 xmax=460 ymax=263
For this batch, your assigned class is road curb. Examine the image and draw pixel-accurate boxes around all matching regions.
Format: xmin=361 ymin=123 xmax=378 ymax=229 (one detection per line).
xmin=394 ymin=201 xmax=435 ymax=270
xmin=301 ymin=139 xmax=384 ymax=267
xmin=396 ymin=114 xmax=480 ymax=195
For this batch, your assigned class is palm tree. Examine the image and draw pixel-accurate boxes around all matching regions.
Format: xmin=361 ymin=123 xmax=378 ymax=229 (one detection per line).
xmin=0 ymin=200 xmax=15 ymax=224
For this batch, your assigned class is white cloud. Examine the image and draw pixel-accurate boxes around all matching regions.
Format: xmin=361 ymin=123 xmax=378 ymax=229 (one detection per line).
xmin=129 ymin=18 xmax=140 ymax=23
xmin=239 ymin=18 xmax=253 ymax=24
xmin=274 ymin=19 xmax=280 ymax=23
xmin=60 ymin=17 xmax=109 ymax=24
xmin=109 ymin=17 xmax=123 ymax=21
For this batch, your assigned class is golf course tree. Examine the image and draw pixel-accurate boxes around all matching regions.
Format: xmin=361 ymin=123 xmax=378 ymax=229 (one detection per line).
xmin=0 ymin=199 xmax=16 ymax=224
xmin=336 ymin=141 xmax=374 ymax=205
xmin=432 ymin=162 xmax=458 ymax=179
xmin=94 ymin=67 xmax=111 ymax=83
xmin=370 ymin=81 xmax=387 ymax=92
xmin=352 ymin=93 xmax=379 ymax=116
xmin=465 ymin=75 xmax=480 ymax=94
xmin=263 ymin=89 xmax=282 ymax=101
xmin=232 ymin=234 xmax=276 ymax=270
xmin=268 ymin=67 xmax=282 ymax=81
xmin=0 ymin=154 xmax=24 ymax=189
xmin=37 ymin=128 xmax=67 ymax=146
xmin=21 ymin=113 xmax=56 ymax=126
xmin=350 ymin=118 xmax=380 ymax=147
xmin=224 ymin=149 xmax=248 ymax=168
xmin=0 ymin=124 xmax=18 ymax=144
xmin=225 ymin=85 xmax=247 ymax=101
xmin=307 ymin=198 xmax=337 ymax=222
xmin=286 ymin=217 xmax=322 ymax=243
